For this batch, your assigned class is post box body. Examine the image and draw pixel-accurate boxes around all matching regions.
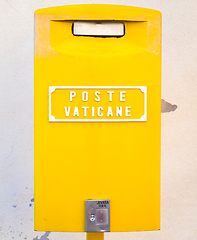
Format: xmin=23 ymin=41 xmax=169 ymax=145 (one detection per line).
xmin=34 ymin=4 xmax=161 ymax=232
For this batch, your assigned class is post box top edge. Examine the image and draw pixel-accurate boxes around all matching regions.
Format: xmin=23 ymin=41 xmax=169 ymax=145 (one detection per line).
xmin=34 ymin=4 xmax=161 ymax=19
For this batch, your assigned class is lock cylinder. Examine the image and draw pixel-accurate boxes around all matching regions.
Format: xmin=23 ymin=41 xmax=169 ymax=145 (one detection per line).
xmin=86 ymin=200 xmax=110 ymax=232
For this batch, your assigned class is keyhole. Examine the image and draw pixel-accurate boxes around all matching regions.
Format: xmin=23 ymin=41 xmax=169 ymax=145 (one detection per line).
xmin=90 ymin=214 xmax=95 ymax=222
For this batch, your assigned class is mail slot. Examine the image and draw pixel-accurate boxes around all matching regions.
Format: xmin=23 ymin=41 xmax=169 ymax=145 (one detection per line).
xmin=34 ymin=4 xmax=161 ymax=233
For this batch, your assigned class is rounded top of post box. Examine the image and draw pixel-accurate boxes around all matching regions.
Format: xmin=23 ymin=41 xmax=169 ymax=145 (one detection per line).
xmin=34 ymin=4 xmax=161 ymax=21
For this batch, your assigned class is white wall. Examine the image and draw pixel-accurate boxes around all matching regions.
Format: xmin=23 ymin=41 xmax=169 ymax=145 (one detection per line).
xmin=0 ymin=0 xmax=196 ymax=239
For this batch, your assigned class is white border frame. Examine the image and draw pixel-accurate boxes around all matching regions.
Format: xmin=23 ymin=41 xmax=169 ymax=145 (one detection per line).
xmin=49 ymin=86 xmax=147 ymax=122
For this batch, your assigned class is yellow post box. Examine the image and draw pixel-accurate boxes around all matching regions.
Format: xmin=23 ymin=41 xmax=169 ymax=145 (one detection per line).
xmin=34 ymin=4 xmax=161 ymax=236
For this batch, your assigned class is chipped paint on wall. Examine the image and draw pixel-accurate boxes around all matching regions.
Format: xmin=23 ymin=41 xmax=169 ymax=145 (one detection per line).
xmin=33 ymin=232 xmax=51 ymax=240
xmin=161 ymin=99 xmax=177 ymax=113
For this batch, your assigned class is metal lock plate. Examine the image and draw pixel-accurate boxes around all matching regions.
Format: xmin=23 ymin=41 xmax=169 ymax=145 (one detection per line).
xmin=86 ymin=200 xmax=110 ymax=232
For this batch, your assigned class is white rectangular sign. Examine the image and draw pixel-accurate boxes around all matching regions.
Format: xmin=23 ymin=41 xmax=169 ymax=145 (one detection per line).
xmin=49 ymin=86 xmax=147 ymax=122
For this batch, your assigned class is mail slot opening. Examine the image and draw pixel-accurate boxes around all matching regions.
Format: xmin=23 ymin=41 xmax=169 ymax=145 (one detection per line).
xmin=72 ymin=21 xmax=125 ymax=37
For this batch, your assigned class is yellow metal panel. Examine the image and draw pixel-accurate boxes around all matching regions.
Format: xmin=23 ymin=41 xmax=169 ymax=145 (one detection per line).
xmin=34 ymin=4 xmax=161 ymax=232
